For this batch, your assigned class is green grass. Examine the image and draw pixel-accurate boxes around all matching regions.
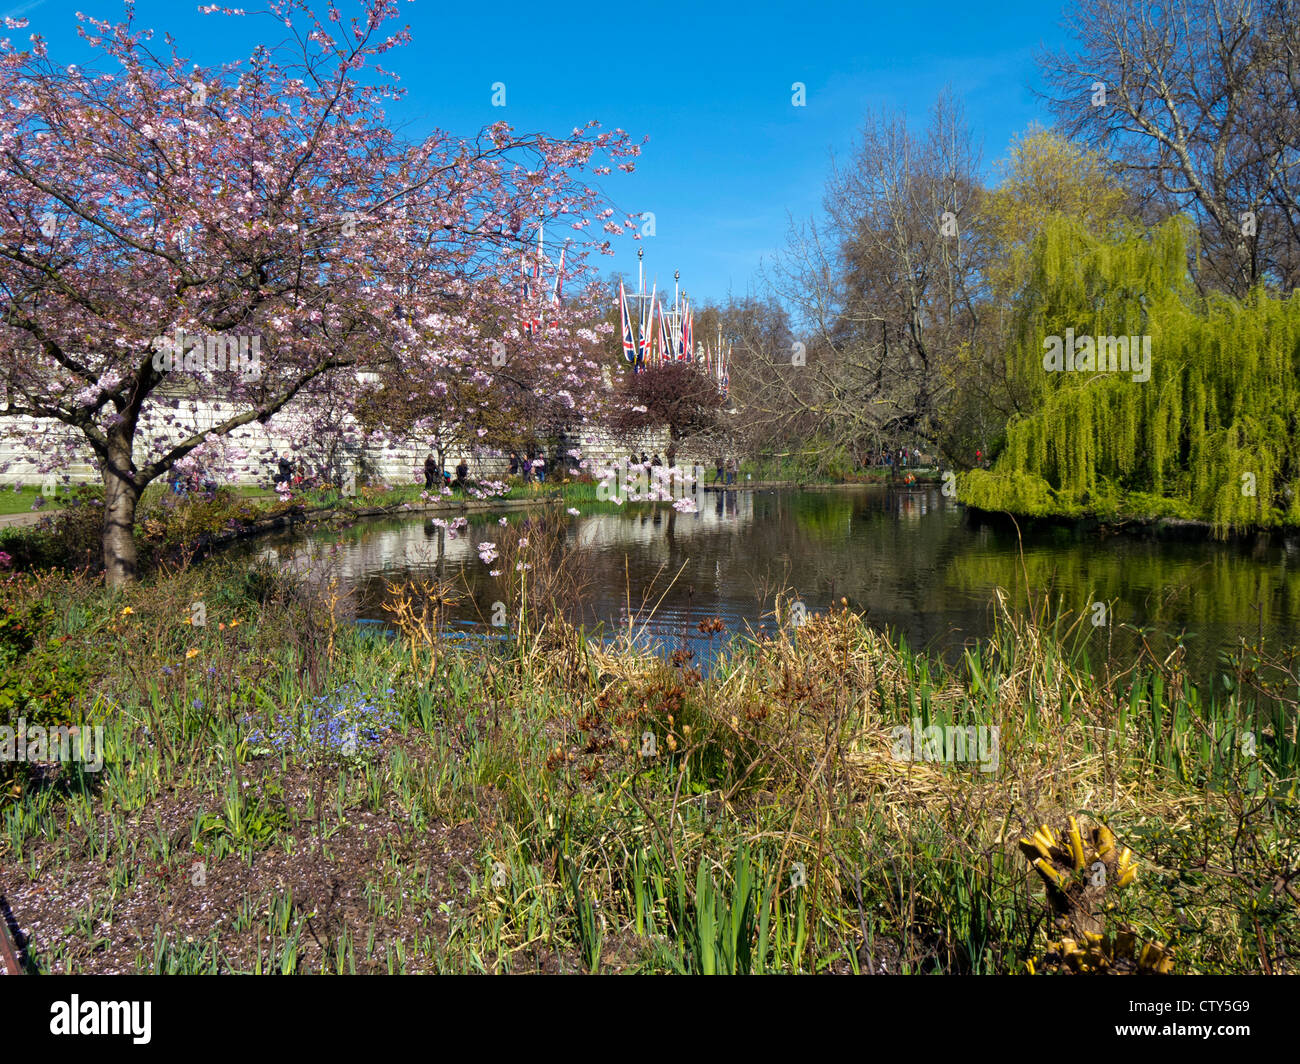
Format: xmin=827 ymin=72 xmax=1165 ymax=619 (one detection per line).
xmin=1 ymin=556 xmax=1295 ymax=974
xmin=0 ymin=486 xmax=54 ymax=515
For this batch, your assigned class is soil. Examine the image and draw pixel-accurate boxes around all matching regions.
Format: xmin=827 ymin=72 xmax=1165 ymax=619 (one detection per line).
xmin=0 ymin=760 xmax=479 ymax=974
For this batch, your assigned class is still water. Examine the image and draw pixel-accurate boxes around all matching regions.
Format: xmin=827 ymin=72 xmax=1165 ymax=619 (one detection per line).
xmin=258 ymin=486 xmax=1300 ymax=689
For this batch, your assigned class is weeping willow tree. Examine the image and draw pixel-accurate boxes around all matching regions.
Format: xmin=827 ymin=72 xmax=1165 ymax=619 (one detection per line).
xmin=962 ymin=216 xmax=1300 ymax=535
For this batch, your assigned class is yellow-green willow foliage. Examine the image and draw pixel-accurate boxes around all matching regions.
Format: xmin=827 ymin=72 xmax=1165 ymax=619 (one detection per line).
xmin=980 ymin=126 xmax=1128 ymax=301
xmin=962 ymin=216 xmax=1300 ymax=535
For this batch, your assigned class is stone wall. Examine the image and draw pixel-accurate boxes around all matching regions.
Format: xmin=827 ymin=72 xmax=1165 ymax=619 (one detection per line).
xmin=0 ymin=403 xmax=720 ymax=489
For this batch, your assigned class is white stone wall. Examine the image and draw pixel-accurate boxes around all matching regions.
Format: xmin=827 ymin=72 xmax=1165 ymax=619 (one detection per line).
xmin=0 ymin=403 xmax=715 ymax=488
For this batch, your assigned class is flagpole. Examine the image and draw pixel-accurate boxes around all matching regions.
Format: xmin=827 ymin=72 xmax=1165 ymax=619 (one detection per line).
xmin=651 ymin=277 xmax=658 ymax=365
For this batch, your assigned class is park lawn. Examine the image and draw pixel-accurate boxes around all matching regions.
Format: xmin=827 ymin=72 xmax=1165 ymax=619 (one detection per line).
xmin=0 ymin=486 xmax=45 ymax=515
xmin=0 ymin=482 xmax=275 ymax=516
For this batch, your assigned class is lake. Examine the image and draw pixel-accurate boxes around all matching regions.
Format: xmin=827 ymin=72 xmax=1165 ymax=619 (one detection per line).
xmin=256 ymin=485 xmax=1300 ymax=690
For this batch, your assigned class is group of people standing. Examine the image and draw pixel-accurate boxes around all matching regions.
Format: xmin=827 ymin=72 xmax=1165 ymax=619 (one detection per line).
xmin=872 ymin=447 xmax=924 ymax=470
xmin=271 ymin=452 xmax=342 ymax=492
xmin=623 ymin=449 xmax=739 ymax=486
xmin=628 ymin=443 xmax=683 ymax=471
xmin=712 ymin=456 xmax=739 ymax=485
xmin=508 ymin=451 xmax=547 ymax=484
xmin=423 ymin=450 xmax=549 ymax=490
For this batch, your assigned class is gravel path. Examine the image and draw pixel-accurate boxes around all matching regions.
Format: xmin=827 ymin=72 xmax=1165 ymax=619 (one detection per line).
xmin=0 ymin=510 xmax=58 ymax=528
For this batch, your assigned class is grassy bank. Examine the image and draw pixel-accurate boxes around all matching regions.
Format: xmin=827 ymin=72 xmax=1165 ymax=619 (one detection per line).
xmin=959 ymin=468 xmax=1300 ymax=537
xmin=1 ymin=554 xmax=1295 ymax=974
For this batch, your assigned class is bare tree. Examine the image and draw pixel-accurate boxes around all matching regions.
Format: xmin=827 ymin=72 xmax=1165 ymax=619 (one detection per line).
xmin=1039 ymin=0 xmax=1300 ymax=295
xmin=759 ymin=92 xmax=986 ymax=465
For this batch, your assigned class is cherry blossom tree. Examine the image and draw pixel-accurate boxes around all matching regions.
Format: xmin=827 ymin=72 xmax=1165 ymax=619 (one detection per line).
xmin=0 ymin=0 xmax=638 ymax=585
xmin=610 ymin=362 xmax=725 ymax=446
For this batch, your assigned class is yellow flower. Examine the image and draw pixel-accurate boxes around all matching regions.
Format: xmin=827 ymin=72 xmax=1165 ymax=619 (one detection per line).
xmin=185 ymin=648 xmax=199 ymax=660
xmin=120 ymin=606 xmax=134 ymax=616
xmin=229 ymin=618 xmax=240 ymax=628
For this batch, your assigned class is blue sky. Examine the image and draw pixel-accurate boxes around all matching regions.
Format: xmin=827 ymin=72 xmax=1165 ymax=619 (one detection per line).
xmin=12 ymin=0 xmax=1074 ymax=303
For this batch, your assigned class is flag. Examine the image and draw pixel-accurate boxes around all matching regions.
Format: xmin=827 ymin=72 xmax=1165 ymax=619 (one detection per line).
xmin=682 ymin=303 xmax=693 ymax=363
xmin=658 ymin=300 xmax=674 ymax=365
xmin=546 ymin=243 xmax=566 ymax=333
xmin=523 ymin=220 xmax=546 ymax=334
xmin=621 ymin=279 xmax=637 ymax=361
xmin=676 ymin=303 xmax=687 ymax=361
xmin=521 ymin=253 xmax=533 ymax=336
xmin=551 ymin=243 xmax=566 ymax=308
xmin=529 ymin=251 xmax=542 ymax=334
xmin=639 ymin=283 xmax=656 ymax=364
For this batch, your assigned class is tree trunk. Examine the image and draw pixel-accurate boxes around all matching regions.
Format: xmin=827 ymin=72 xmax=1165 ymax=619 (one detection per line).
xmin=102 ymin=435 xmax=142 ymax=588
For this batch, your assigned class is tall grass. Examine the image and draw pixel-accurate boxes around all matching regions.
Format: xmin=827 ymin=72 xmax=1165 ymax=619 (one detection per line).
xmin=1 ymin=555 xmax=1296 ymax=974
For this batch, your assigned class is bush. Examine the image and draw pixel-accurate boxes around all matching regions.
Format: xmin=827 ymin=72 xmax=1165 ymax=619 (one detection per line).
xmin=0 ymin=486 xmax=104 ymax=572
xmin=0 ymin=577 xmax=94 ymax=789
xmin=135 ymin=486 xmax=266 ymax=565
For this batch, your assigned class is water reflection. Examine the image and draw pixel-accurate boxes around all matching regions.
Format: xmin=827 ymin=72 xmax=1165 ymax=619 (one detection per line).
xmin=255 ymin=486 xmax=1300 ymax=687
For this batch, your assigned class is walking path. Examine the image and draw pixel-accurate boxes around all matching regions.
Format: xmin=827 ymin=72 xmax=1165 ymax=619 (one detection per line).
xmin=0 ymin=510 xmax=57 ymax=528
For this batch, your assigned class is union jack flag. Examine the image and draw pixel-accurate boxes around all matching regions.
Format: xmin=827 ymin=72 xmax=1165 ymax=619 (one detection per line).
xmin=619 ymin=281 xmax=636 ymax=363
xmin=657 ymin=300 xmax=672 ymax=365
xmin=639 ymin=283 xmax=656 ymax=364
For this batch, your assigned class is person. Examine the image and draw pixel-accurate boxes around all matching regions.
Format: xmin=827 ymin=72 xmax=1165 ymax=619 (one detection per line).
xmin=443 ymin=469 xmax=452 ymax=489
xmin=650 ymin=453 xmax=662 ymax=467
xmin=508 ymin=452 xmax=520 ymax=476
xmin=640 ymin=451 xmax=648 ymax=465
xmin=455 ymin=458 xmax=469 ymax=489
xmin=533 ymin=452 xmax=546 ymax=484
xmin=424 ymin=453 xmax=439 ymax=490
xmin=665 ymin=444 xmax=677 ymax=469
xmin=712 ymin=455 xmax=724 ymax=485
xmin=276 ymin=452 xmax=293 ymax=489
xmin=725 ymin=456 xmax=737 ymax=485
